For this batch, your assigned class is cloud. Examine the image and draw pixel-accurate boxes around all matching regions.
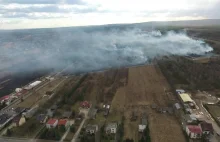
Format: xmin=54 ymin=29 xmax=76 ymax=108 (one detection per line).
xmin=0 ymin=0 xmax=220 ymax=29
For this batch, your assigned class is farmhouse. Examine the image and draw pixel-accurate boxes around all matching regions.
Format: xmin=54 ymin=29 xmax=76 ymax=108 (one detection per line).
xmin=46 ymin=119 xmax=58 ymax=129
xmin=105 ymin=123 xmax=117 ymax=134
xmin=185 ymin=125 xmax=202 ymax=139
xmin=86 ymin=124 xmax=98 ymax=134
xmin=199 ymin=122 xmax=214 ymax=135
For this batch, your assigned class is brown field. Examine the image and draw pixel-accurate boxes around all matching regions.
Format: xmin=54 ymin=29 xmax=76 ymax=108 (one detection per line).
xmin=111 ymin=65 xmax=186 ymax=142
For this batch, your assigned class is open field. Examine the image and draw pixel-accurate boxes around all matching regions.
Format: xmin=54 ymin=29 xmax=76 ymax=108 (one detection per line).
xmin=111 ymin=65 xmax=186 ymax=142
xmin=205 ymin=104 xmax=220 ymax=126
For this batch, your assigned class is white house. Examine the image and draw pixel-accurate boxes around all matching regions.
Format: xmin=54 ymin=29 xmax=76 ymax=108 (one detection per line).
xmin=46 ymin=119 xmax=58 ymax=129
xmin=105 ymin=123 xmax=117 ymax=134
xmin=186 ymin=125 xmax=202 ymax=139
xmin=86 ymin=125 xmax=98 ymax=134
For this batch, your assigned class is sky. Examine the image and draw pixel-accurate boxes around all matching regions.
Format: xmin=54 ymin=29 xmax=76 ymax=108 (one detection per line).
xmin=0 ymin=0 xmax=220 ymax=29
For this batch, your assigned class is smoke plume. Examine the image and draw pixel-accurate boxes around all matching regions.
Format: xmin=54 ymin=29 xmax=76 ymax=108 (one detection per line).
xmin=0 ymin=28 xmax=213 ymax=73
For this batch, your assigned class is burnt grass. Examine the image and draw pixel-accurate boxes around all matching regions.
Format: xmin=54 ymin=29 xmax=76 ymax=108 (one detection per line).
xmin=158 ymin=56 xmax=220 ymax=91
xmin=0 ymin=69 xmax=51 ymax=97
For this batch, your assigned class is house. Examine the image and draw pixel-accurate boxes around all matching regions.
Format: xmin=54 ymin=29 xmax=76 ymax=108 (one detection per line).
xmin=105 ymin=123 xmax=117 ymax=134
xmin=47 ymin=109 xmax=54 ymax=118
xmin=58 ymin=119 xmax=69 ymax=129
xmin=36 ymin=114 xmax=48 ymax=124
xmin=46 ymin=119 xmax=58 ymax=129
xmin=80 ymin=101 xmax=90 ymax=108
xmin=88 ymin=108 xmax=98 ymax=119
xmin=183 ymin=114 xmax=197 ymax=123
xmin=86 ymin=124 xmax=98 ymax=134
xmin=62 ymin=111 xmax=72 ymax=119
xmin=12 ymin=115 xmax=26 ymax=127
xmin=139 ymin=114 xmax=148 ymax=132
xmin=23 ymin=105 xmax=39 ymax=118
xmin=0 ymin=114 xmax=13 ymax=129
xmin=186 ymin=125 xmax=202 ymax=139
xmin=199 ymin=122 xmax=214 ymax=135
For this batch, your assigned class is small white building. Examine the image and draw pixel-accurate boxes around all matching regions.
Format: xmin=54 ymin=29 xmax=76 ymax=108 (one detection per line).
xmin=86 ymin=125 xmax=98 ymax=134
xmin=105 ymin=123 xmax=117 ymax=134
xmin=185 ymin=125 xmax=202 ymax=139
xmin=46 ymin=119 xmax=58 ymax=129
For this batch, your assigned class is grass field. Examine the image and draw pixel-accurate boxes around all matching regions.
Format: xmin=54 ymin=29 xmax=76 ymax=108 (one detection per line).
xmin=205 ymin=104 xmax=220 ymax=126
xmin=110 ymin=65 xmax=186 ymax=142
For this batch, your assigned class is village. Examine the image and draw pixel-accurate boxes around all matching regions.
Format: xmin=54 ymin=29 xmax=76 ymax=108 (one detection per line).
xmin=0 ymin=64 xmax=220 ymax=142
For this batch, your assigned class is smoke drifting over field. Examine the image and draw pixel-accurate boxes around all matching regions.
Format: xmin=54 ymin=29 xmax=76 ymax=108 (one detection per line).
xmin=0 ymin=28 xmax=213 ymax=73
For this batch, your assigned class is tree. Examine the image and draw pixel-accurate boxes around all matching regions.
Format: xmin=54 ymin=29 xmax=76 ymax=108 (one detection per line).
xmin=6 ymin=129 xmax=12 ymax=136
xmin=70 ymin=125 xmax=76 ymax=133
xmin=59 ymin=125 xmax=66 ymax=133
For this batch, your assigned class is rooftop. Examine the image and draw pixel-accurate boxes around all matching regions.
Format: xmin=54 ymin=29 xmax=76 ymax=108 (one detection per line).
xmin=106 ymin=123 xmax=117 ymax=130
xmin=47 ymin=119 xmax=58 ymax=125
xmin=200 ymin=122 xmax=214 ymax=132
xmin=187 ymin=125 xmax=202 ymax=134
xmin=58 ymin=119 xmax=68 ymax=125
xmin=179 ymin=93 xmax=193 ymax=103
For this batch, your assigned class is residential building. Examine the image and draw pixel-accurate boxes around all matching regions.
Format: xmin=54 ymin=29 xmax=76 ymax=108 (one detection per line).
xmin=199 ymin=122 xmax=214 ymax=135
xmin=186 ymin=125 xmax=202 ymax=139
xmin=88 ymin=108 xmax=97 ymax=119
xmin=80 ymin=101 xmax=90 ymax=108
xmin=36 ymin=114 xmax=48 ymax=123
xmin=46 ymin=119 xmax=58 ymax=129
xmin=58 ymin=119 xmax=69 ymax=129
xmin=12 ymin=115 xmax=26 ymax=127
xmin=0 ymin=114 xmax=13 ymax=129
xmin=62 ymin=111 xmax=72 ymax=118
xmin=105 ymin=123 xmax=117 ymax=134
xmin=139 ymin=117 xmax=148 ymax=132
xmin=86 ymin=124 xmax=98 ymax=134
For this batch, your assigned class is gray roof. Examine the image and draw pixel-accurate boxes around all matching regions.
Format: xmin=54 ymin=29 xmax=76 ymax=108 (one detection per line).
xmin=0 ymin=114 xmax=10 ymax=125
xmin=86 ymin=125 xmax=98 ymax=131
xmin=62 ymin=111 xmax=72 ymax=118
xmin=106 ymin=123 xmax=117 ymax=130
xmin=88 ymin=108 xmax=97 ymax=118
xmin=174 ymin=103 xmax=181 ymax=110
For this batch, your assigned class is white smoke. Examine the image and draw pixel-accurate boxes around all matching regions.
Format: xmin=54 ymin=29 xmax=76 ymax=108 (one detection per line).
xmin=0 ymin=28 xmax=213 ymax=73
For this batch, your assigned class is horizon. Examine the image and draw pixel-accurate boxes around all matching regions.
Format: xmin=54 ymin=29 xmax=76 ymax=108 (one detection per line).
xmin=1 ymin=19 xmax=220 ymax=30
xmin=0 ymin=0 xmax=220 ymax=29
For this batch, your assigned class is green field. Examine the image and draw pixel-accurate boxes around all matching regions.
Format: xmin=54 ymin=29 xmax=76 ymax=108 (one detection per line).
xmin=205 ymin=104 xmax=220 ymax=126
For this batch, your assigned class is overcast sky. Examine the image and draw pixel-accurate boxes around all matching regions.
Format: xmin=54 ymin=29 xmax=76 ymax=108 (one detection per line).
xmin=0 ymin=0 xmax=220 ymax=29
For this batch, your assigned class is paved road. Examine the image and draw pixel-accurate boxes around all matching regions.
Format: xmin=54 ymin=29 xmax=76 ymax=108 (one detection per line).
xmin=71 ymin=109 xmax=89 ymax=142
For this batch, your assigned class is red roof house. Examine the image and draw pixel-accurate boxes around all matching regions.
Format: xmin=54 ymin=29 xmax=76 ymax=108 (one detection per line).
xmin=46 ymin=119 xmax=58 ymax=129
xmin=58 ymin=119 xmax=69 ymax=129
xmin=200 ymin=122 xmax=214 ymax=135
xmin=186 ymin=125 xmax=202 ymax=139
xmin=80 ymin=101 xmax=90 ymax=108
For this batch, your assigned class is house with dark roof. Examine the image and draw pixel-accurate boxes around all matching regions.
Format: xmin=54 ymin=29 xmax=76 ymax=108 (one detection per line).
xmin=88 ymin=108 xmax=98 ymax=119
xmin=12 ymin=115 xmax=26 ymax=127
xmin=36 ymin=114 xmax=48 ymax=124
xmin=46 ymin=119 xmax=58 ymax=129
xmin=62 ymin=111 xmax=72 ymax=119
xmin=185 ymin=125 xmax=202 ymax=139
xmin=0 ymin=114 xmax=13 ymax=129
xmin=199 ymin=122 xmax=214 ymax=135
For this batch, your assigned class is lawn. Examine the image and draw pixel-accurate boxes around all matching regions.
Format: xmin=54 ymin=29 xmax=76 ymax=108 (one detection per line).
xmin=205 ymin=104 xmax=220 ymax=126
